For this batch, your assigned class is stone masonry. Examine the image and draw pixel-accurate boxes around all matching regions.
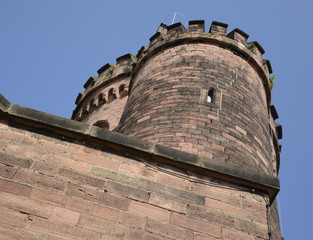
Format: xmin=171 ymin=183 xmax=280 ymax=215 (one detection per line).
xmin=0 ymin=20 xmax=282 ymax=240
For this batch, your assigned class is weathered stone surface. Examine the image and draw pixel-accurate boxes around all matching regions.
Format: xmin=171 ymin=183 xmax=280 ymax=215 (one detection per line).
xmin=0 ymin=20 xmax=282 ymax=240
xmin=0 ymin=93 xmax=12 ymax=113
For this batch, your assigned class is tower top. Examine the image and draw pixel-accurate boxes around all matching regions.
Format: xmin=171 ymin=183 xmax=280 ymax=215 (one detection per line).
xmin=134 ymin=20 xmax=272 ymax=108
xmin=72 ymin=20 xmax=273 ymax=121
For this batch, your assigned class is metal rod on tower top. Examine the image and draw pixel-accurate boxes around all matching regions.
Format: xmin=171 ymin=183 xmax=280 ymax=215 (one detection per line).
xmin=171 ymin=12 xmax=177 ymax=24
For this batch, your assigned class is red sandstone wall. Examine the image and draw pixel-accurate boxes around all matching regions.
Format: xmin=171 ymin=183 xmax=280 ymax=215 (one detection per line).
xmin=0 ymin=119 xmax=276 ymax=240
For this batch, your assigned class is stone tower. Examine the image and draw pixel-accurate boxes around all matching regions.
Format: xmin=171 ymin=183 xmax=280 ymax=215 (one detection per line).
xmin=0 ymin=20 xmax=282 ymax=239
xmin=71 ymin=20 xmax=283 ymax=239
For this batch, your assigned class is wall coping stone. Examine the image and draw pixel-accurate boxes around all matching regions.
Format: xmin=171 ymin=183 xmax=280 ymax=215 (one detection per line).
xmin=0 ymin=93 xmax=279 ymax=204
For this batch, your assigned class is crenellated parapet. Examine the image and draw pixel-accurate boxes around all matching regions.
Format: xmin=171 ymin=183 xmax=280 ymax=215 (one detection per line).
xmin=132 ymin=20 xmax=272 ymax=108
xmin=269 ymin=104 xmax=283 ymax=174
xmin=71 ymin=53 xmax=137 ymax=129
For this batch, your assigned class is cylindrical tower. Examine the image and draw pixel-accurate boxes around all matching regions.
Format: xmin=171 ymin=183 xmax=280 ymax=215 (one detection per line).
xmin=117 ymin=21 xmax=281 ymax=177
xmin=72 ymin=20 xmax=283 ymax=240
xmin=71 ymin=54 xmax=136 ymax=131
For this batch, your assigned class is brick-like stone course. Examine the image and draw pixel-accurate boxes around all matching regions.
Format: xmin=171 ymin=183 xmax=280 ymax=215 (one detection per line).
xmin=0 ymin=118 xmax=276 ymax=239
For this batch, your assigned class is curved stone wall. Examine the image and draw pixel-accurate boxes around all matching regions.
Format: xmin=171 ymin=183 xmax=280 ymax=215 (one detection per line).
xmin=117 ymin=21 xmax=278 ymax=176
xmin=72 ymin=54 xmax=136 ymax=130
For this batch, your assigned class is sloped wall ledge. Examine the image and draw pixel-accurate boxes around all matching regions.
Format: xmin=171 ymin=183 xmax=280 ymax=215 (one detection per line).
xmin=0 ymin=93 xmax=279 ymax=203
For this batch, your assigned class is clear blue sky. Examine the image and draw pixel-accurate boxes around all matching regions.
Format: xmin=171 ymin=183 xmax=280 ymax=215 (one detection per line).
xmin=1 ymin=1 xmax=312 ymax=239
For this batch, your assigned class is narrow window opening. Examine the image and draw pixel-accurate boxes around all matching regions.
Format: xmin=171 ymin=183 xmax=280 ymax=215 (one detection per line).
xmin=108 ymin=88 xmax=117 ymax=102
xmin=83 ymin=105 xmax=90 ymax=115
xmin=99 ymin=93 xmax=107 ymax=104
xmin=207 ymin=88 xmax=215 ymax=103
xmin=119 ymin=84 xmax=128 ymax=98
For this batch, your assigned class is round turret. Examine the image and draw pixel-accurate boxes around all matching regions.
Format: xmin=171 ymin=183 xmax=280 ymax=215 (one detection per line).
xmin=71 ymin=54 xmax=137 ymax=130
xmin=116 ymin=20 xmax=281 ymax=176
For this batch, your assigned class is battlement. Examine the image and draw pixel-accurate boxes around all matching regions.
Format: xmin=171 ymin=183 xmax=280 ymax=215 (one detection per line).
xmin=133 ymin=20 xmax=272 ymax=108
xmin=71 ymin=53 xmax=137 ymax=124
xmin=73 ymin=20 xmax=273 ymax=123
